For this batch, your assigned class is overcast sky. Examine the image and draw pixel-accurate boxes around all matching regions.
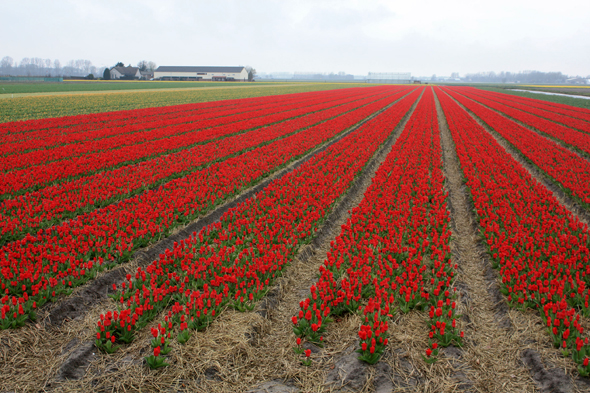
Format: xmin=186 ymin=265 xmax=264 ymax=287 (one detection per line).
xmin=1 ymin=0 xmax=589 ymax=76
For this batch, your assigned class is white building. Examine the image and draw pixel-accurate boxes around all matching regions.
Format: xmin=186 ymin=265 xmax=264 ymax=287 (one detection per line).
xmin=367 ymin=72 xmax=412 ymax=81
xmin=154 ymin=66 xmax=248 ymax=81
xmin=110 ymin=66 xmax=141 ymax=79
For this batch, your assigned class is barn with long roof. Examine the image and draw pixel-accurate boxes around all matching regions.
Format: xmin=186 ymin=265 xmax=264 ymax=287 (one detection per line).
xmin=154 ymin=66 xmax=248 ymax=81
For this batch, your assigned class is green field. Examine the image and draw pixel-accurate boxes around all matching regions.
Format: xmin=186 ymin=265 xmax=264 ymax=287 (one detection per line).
xmin=476 ymin=86 xmax=590 ymax=110
xmin=0 ymin=82 xmax=370 ymax=123
xmin=0 ymin=80 xmax=267 ymax=95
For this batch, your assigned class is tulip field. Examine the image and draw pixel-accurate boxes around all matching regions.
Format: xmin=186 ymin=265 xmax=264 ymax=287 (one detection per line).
xmin=2 ymin=84 xmax=590 ymax=392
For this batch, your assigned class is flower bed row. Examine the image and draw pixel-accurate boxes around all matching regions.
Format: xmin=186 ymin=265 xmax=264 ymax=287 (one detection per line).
xmin=464 ymin=88 xmax=590 ymax=133
xmin=1 ymin=87 xmax=373 ymax=168
xmin=454 ymin=88 xmax=590 ymax=152
xmin=0 ymin=93 xmax=240 ymax=136
xmin=292 ymin=88 xmax=462 ymax=365
xmin=1 ymin=87 xmax=397 ymax=197
xmin=469 ymin=87 xmax=590 ymax=123
xmin=92 ymin=88 xmax=422 ymax=365
xmin=0 ymin=87 xmax=419 ymax=329
xmin=442 ymin=87 xmax=590 ymax=207
xmin=0 ymin=89 xmax=298 ymax=155
xmin=0 ymin=88 xmax=410 ymax=245
xmin=0 ymin=86 xmax=362 ymax=137
xmin=437 ymin=87 xmax=590 ymax=376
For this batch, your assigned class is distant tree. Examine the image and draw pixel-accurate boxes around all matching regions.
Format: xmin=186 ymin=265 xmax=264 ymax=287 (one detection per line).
xmin=86 ymin=73 xmax=95 ymax=80
xmin=137 ymin=60 xmax=148 ymax=71
xmin=115 ymin=62 xmax=124 ymax=67
xmin=1 ymin=56 xmax=14 ymax=68
xmin=103 ymin=68 xmax=111 ymax=80
xmin=464 ymin=70 xmax=567 ymax=84
xmin=431 ymin=74 xmax=437 ymax=81
xmin=0 ymin=56 xmax=13 ymax=75
xmin=20 ymin=58 xmax=32 ymax=76
xmin=75 ymin=59 xmax=85 ymax=72
xmin=147 ymin=61 xmax=157 ymax=72
xmin=53 ymin=59 xmax=61 ymax=75
xmin=245 ymin=66 xmax=257 ymax=81
xmin=83 ymin=60 xmax=92 ymax=74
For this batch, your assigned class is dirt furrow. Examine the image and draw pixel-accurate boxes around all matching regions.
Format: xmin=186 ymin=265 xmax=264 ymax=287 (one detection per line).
xmin=439 ymin=88 xmax=590 ymax=393
xmin=434 ymin=89 xmax=538 ymax=392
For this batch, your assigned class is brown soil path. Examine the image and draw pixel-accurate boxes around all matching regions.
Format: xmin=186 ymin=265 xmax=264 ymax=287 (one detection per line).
xmin=434 ymin=89 xmax=538 ymax=392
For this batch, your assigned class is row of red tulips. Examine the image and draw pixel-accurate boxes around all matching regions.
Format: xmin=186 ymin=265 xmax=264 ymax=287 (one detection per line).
xmin=463 ymin=87 xmax=590 ymax=133
xmin=465 ymin=87 xmax=590 ymax=123
xmin=0 ymin=87 xmax=417 ymax=329
xmin=1 ymin=88 xmax=398 ymax=197
xmin=437 ymin=88 xmax=590 ymax=376
xmin=442 ymin=87 xmax=590 ymax=208
xmin=293 ymin=88 xmax=462 ymax=365
xmin=0 ymin=86 xmax=358 ymax=137
xmin=0 ymin=89 xmax=408 ymax=245
xmin=92 ymin=88 xmax=422 ymax=365
xmin=0 ymin=90 xmax=295 ymax=155
xmin=454 ymin=88 xmax=590 ymax=154
xmin=1 ymin=87 xmax=376 ymax=169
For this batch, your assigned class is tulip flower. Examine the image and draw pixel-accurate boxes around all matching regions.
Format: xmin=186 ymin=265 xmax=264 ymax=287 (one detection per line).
xmin=438 ymin=86 xmax=590 ymax=373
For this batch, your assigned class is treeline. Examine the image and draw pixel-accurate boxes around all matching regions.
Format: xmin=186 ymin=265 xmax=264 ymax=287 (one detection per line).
xmin=0 ymin=56 xmax=101 ymax=77
xmin=463 ymin=71 xmax=568 ymax=84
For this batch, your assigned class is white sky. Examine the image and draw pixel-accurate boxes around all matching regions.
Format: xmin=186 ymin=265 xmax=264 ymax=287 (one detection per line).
xmin=1 ymin=0 xmax=589 ymax=76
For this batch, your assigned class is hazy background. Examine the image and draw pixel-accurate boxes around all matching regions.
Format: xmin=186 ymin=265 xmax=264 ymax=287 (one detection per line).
xmin=1 ymin=0 xmax=589 ymax=76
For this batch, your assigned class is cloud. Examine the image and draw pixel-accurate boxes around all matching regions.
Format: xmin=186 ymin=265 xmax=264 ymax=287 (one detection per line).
xmin=0 ymin=0 xmax=588 ymax=76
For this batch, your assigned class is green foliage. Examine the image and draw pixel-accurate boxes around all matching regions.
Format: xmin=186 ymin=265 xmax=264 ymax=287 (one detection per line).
xmin=248 ymin=68 xmax=257 ymax=81
xmin=478 ymin=86 xmax=590 ymax=111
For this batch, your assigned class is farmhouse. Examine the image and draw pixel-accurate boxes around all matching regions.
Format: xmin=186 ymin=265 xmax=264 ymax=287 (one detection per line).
xmin=140 ymin=71 xmax=154 ymax=80
xmin=110 ymin=66 xmax=142 ymax=80
xmin=154 ymin=66 xmax=248 ymax=81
